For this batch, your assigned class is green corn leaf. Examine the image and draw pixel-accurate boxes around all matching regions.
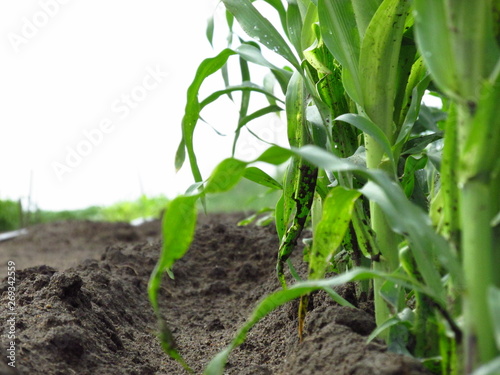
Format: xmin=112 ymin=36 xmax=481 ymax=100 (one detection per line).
xmin=297 ymin=0 xmax=314 ymax=16
xmin=222 ymin=0 xmax=301 ymax=70
xmin=179 ymin=49 xmax=237 ymax=180
xmin=148 ymin=195 xmax=199 ymax=371
xmin=335 ymin=113 xmax=395 ymax=166
xmin=394 ymin=72 xmax=430 ymax=150
xmin=401 ymin=155 xmax=428 ymax=198
xmin=301 ymin=3 xmax=319 ymax=53
xmin=206 ymin=14 xmax=215 ymax=46
xmin=286 ymin=71 xmax=305 ymax=148
xmin=226 ymin=9 xmax=234 ymax=32
xmin=174 ymin=138 xmax=186 ymax=172
xmin=204 ymin=158 xmax=248 ymax=194
xmin=304 ymin=39 xmax=334 ymax=75
xmin=277 ymin=158 xmax=299 ymax=242
xmin=238 ymin=207 xmax=275 ymax=226
xmin=221 ymin=63 xmax=232 ymax=100
xmin=235 ymin=44 xmax=292 ymax=92
xmin=397 ymin=59 xmax=428 ymax=130
xmin=200 ymin=83 xmax=284 ymax=109
xmin=232 ymin=55 xmax=252 ymax=157
xmin=263 ymin=73 xmax=278 ymax=107
xmin=366 ymin=315 xmax=403 ymax=343
xmin=148 ymin=195 xmax=198 ymax=309
xmin=413 ymin=1 xmax=459 ymax=98
xmin=286 ymin=2 xmax=303 ymax=56
xmin=366 ymin=307 xmax=414 ymax=343
xmin=351 ymin=0 xmax=382 ymax=39
xmin=239 ymin=56 xmax=251 ymax=114
xmin=204 ymin=268 xmax=433 ymax=375
xmin=359 ymin=177 xmax=453 ymax=300
xmin=243 ymin=166 xmax=283 ymax=189
xmin=359 ymin=0 xmax=411 ymax=136
xmin=237 ymin=104 xmax=284 ymax=130
xmin=380 ymin=278 xmax=403 ymax=308
xmin=254 ymin=145 xmax=293 ymax=165
xmin=401 ymin=133 xmax=443 ymax=156
xmin=157 ymin=319 xmax=194 ymax=373
xmin=318 ymin=0 xmax=362 ymax=103
xmin=274 ymin=192 xmax=287 ymax=241
xmin=392 ymin=42 xmax=419 ymax=128
xmin=309 ymin=187 xmax=361 ymax=280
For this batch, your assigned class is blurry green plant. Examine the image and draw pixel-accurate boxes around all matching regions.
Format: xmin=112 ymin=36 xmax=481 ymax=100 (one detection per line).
xmin=149 ymin=1 xmax=500 ymax=374
xmin=0 ymin=199 xmax=22 ymax=232
xmin=9 ymin=196 xmax=166 ymax=226
xmin=99 ymin=195 xmax=169 ymax=222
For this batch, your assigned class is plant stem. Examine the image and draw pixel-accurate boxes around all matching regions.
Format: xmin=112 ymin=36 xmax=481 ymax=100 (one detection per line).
xmin=366 ymin=135 xmax=401 ymax=329
xmin=461 ymin=179 xmax=498 ymax=370
xmin=457 ymin=82 xmax=500 ymax=369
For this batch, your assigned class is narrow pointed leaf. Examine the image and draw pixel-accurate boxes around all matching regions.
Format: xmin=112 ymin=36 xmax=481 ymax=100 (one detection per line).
xmin=359 ymin=0 xmax=411 ymax=135
xmin=200 ymin=83 xmax=284 ymax=110
xmin=336 ymin=113 xmax=394 ymax=165
xmin=286 ymin=2 xmax=303 ymax=56
xmin=351 ymin=0 xmax=382 ymax=38
xmin=204 ymin=158 xmax=248 ymax=194
xmin=309 ymin=187 xmax=362 ymax=279
xmin=222 ymin=0 xmax=301 ymax=70
xmin=235 ymin=44 xmax=293 ymax=91
xmin=319 ymin=0 xmax=362 ymax=103
xmin=237 ymin=105 xmax=284 ymax=130
xmin=413 ymin=0 xmax=459 ymax=98
xmin=394 ymin=72 xmax=430 ymax=148
xmin=148 ymin=195 xmax=198 ymax=310
xmin=254 ymin=145 xmax=293 ymax=165
xmin=206 ymin=14 xmax=215 ymax=46
xmin=204 ymin=268 xmax=434 ymax=375
xmin=243 ymin=166 xmax=282 ymax=189
xmin=181 ymin=49 xmax=237 ymax=181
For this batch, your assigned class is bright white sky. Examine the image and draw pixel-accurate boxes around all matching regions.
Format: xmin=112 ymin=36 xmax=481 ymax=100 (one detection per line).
xmin=0 ymin=1 xmax=287 ymax=211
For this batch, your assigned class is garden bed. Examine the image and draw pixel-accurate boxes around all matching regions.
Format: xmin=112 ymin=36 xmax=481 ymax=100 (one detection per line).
xmin=0 ymin=215 xmax=430 ymax=374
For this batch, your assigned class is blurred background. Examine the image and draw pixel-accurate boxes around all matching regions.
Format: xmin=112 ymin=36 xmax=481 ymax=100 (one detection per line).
xmin=0 ymin=0 xmax=287 ymax=229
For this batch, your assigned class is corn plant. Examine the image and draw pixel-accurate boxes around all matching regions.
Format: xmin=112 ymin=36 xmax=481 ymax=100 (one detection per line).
xmin=148 ymin=1 xmax=500 ymax=374
xmin=414 ymin=1 xmax=500 ymax=372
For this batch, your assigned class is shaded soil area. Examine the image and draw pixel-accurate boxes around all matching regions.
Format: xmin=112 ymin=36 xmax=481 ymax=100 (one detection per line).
xmin=0 ymin=215 xmax=431 ymax=375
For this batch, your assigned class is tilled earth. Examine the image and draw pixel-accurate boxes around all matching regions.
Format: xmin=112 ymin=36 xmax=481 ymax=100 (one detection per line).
xmin=0 ymin=214 xmax=431 ymax=375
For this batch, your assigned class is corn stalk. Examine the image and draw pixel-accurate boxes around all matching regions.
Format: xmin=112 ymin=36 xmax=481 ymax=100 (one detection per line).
xmin=415 ymin=0 xmax=500 ymax=371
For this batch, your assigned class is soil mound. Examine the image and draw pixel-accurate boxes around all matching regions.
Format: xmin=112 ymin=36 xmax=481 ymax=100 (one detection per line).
xmin=0 ymin=215 xmax=431 ymax=374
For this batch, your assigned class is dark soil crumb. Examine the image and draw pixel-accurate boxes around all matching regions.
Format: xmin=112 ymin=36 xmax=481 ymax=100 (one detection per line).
xmin=0 ymin=214 xmax=432 ymax=375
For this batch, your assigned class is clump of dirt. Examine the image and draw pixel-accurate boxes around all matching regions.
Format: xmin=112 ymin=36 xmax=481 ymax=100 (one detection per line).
xmin=0 ymin=215 xmax=432 ymax=375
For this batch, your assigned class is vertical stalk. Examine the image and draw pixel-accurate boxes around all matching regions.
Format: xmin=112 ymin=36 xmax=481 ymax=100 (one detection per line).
xmin=366 ymin=135 xmax=402 ymax=328
xmin=457 ymin=83 xmax=500 ymax=369
xmin=460 ymin=179 xmax=497 ymax=370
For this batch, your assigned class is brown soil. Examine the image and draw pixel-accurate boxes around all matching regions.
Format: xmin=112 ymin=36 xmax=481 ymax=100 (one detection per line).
xmin=0 ymin=214 xmax=431 ymax=375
